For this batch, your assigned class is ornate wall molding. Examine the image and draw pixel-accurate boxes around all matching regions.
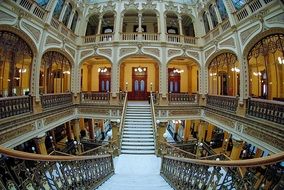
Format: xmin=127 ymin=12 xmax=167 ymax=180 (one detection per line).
xmin=142 ymin=0 xmax=157 ymax=10
xmin=98 ymin=48 xmax=112 ymax=57
xmin=240 ymin=24 xmax=261 ymax=45
xmin=266 ymin=12 xmax=284 ymax=25
xmin=204 ymin=46 xmax=215 ymax=61
xmin=124 ymin=0 xmax=139 ymax=10
xmin=219 ymin=37 xmax=235 ymax=48
xmin=0 ymin=123 xmax=35 ymax=144
xmin=186 ymin=51 xmax=200 ymax=61
xmin=21 ymin=21 xmax=41 ymax=42
xmin=119 ymin=47 xmax=137 ymax=57
xmin=143 ymin=47 xmax=160 ymax=57
xmin=43 ymin=109 xmax=74 ymax=126
xmin=165 ymin=1 xmax=178 ymax=12
xmin=0 ymin=9 xmax=16 ymax=21
xmin=168 ymin=49 xmax=182 ymax=58
xmin=45 ymin=35 xmax=61 ymax=46
xmin=102 ymin=1 xmax=116 ymax=14
xmin=65 ymin=45 xmax=76 ymax=58
xmin=80 ymin=49 xmax=94 ymax=59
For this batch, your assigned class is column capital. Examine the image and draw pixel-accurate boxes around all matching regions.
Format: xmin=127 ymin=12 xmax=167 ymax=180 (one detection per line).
xmin=232 ymin=138 xmax=243 ymax=148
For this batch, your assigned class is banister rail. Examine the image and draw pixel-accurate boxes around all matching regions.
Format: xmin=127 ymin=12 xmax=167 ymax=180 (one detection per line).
xmin=40 ymin=93 xmax=73 ymax=109
xmin=0 ymin=95 xmax=33 ymax=119
xmin=79 ymin=140 xmax=118 ymax=156
xmin=206 ymin=94 xmax=239 ymax=112
xmin=247 ymin=97 xmax=284 ymax=125
xmin=81 ymin=91 xmax=110 ymax=104
xmin=168 ymin=93 xmax=197 ymax=104
xmin=150 ymin=92 xmax=158 ymax=155
xmin=0 ymin=146 xmax=114 ymax=189
xmin=118 ymin=92 xmax=128 ymax=154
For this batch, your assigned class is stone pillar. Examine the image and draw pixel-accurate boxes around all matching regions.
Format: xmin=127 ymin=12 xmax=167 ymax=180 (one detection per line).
xmin=79 ymin=118 xmax=85 ymax=130
xmin=138 ymin=12 xmax=142 ymax=32
xmin=45 ymin=0 xmax=58 ymax=23
xmin=34 ymin=134 xmax=47 ymax=155
xmin=198 ymin=121 xmax=207 ymax=142
xmin=254 ymin=148 xmax=263 ymax=158
xmin=213 ymin=3 xmax=222 ymax=24
xmin=230 ymin=139 xmax=243 ymax=160
xmin=222 ymin=131 xmax=230 ymax=152
xmin=59 ymin=1 xmax=69 ymax=22
xmin=178 ymin=16 xmax=183 ymax=36
xmin=87 ymin=65 xmax=92 ymax=92
xmin=65 ymin=121 xmax=74 ymax=141
xmin=88 ymin=119 xmax=95 ymax=140
xmin=159 ymin=8 xmax=166 ymax=41
xmin=157 ymin=121 xmax=167 ymax=156
xmin=73 ymin=119 xmax=80 ymax=141
xmin=97 ymin=15 xmax=103 ymax=35
xmin=206 ymin=124 xmax=215 ymax=142
xmin=184 ymin=120 xmax=192 ymax=142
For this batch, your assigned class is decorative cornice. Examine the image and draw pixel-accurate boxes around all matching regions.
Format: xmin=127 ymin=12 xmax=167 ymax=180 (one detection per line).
xmin=124 ymin=0 xmax=139 ymax=10
xmin=165 ymin=1 xmax=178 ymax=13
xmin=142 ymin=0 xmax=156 ymax=10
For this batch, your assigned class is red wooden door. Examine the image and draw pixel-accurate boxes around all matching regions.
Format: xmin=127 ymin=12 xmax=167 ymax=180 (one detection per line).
xmin=168 ymin=68 xmax=180 ymax=93
xmin=99 ymin=68 xmax=111 ymax=92
xmin=131 ymin=67 xmax=148 ymax=100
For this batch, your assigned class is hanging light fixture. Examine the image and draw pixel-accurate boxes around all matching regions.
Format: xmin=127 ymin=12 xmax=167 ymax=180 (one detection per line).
xmin=278 ymin=56 xmax=284 ymax=64
xmin=173 ymin=68 xmax=184 ymax=73
xmin=135 ymin=66 xmax=146 ymax=72
xmin=98 ymin=67 xmax=108 ymax=73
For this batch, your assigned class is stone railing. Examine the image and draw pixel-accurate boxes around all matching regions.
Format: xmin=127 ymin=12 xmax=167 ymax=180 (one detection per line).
xmin=118 ymin=93 xmax=128 ymax=154
xmin=0 ymin=146 xmax=114 ymax=190
xmin=234 ymin=0 xmax=274 ymax=23
xmin=81 ymin=92 xmax=110 ymax=104
xmin=206 ymin=95 xmax=239 ymax=112
xmin=247 ymin=98 xmax=284 ymax=125
xmin=168 ymin=93 xmax=197 ymax=104
xmin=203 ymin=19 xmax=230 ymax=44
xmin=161 ymin=152 xmax=284 ymax=190
xmin=184 ymin=36 xmax=197 ymax=45
xmin=142 ymin=33 xmax=160 ymax=41
xmin=50 ymin=18 xmax=77 ymax=41
xmin=40 ymin=93 xmax=73 ymax=109
xmin=84 ymin=35 xmax=97 ymax=43
xmin=97 ymin=33 xmax=114 ymax=42
xmin=0 ymin=96 xmax=33 ymax=119
xmin=12 ymin=0 xmax=47 ymax=21
xmin=166 ymin=34 xmax=181 ymax=43
xmin=150 ymin=93 xmax=158 ymax=154
xmin=121 ymin=33 xmax=138 ymax=41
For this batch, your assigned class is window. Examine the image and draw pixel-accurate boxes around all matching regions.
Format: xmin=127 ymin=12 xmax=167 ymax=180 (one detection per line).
xmin=36 ymin=0 xmax=49 ymax=8
xmin=203 ymin=12 xmax=210 ymax=33
xmin=231 ymin=0 xmax=246 ymax=10
xmin=62 ymin=3 xmax=72 ymax=26
xmin=209 ymin=5 xmax=218 ymax=27
xmin=53 ymin=0 xmax=65 ymax=19
xmin=216 ymin=0 xmax=228 ymax=20
xmin=71 ymin=11 xmax=78 ymax=32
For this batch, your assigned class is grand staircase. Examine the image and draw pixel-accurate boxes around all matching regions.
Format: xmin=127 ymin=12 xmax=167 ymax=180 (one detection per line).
xmin=121 ymin=102 xmax=155 ymax=154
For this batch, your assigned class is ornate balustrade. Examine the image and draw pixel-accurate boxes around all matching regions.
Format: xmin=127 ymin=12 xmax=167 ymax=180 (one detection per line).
xmin=166 ymin=34 xmax=181 ymax=43
xmin=142 ymin=33 xmax=159 ymax=41
xmin=0 ymin=146 xmax=114 ymax=190
xmin=0 ymin=96 xmax=33 ymax=119
xmin=247 ymin=98 xmax=284 ymax=125
xmin=234 ymin=0 xmax=274 ymax=23
xmin=150 ymin=93 xmax=158 ymax=154
xmin=12 ymin=0 xmax=47 ymax=21
xmin=119 ymin=91 xmax=126 ymax=103
xmin=81 ymin=92 xmax=110 ymax=104
xmin=80 ymin=140 xmax=118 ymax=156
xmin=159 ymin=141 xmax=197 ymax=159
xmin=40 ymin=93 xmax=73 ymax=109
xmin=97 ymin=33 xmax=114 ymax=42
xmin=169 ymin=93 xmax=197 ymax=104
xmin=203 ymin=19 xmax=230 ymax=44
xmin=84 ymin=35 xmax=97 ymax=43
xmin=184 ymin=36 xmax=197 ymax=45
xmin=161 ymin=152 xmax=284 ymax=190
xmin=118 ymin=93 xmax=128 ymax=154
xmin=206 ymin=95 xmax=239 ymax=112
xmin=121 ymin=33 xmax=138 ymax=41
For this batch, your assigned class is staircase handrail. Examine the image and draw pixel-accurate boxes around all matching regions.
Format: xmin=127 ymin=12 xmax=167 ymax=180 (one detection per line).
xmin=159 ymin=141 xmax=197 ymax=158
xmin=118 ymin=92 xmax=128 ymax=154
xmin=79 ymin=139 xmax=118 ymax=156
xmin=0 ymin=146 xmax=110 ymax=161
xmin=150 ymin=92 xmax=158 ymax=155
xmin=163 ymin=151 xmax=284 ymax=167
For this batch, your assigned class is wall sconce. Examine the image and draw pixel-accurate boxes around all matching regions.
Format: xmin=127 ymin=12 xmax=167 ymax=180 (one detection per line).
xmin=125 ymin=81 xmax=128 ymax=91
xmin=150 ymin=82 xmax=153 ymax=91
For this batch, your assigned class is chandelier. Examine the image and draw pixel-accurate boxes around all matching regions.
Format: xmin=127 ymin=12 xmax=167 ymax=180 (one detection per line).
xmin=278 ymin=57 xmax=284 ymax=64
xmin=98 ymin=67 xmax=108 ymax=73
xmin=134 ymin=66 xmax=146 ymax=72
xmin=231 ymin=67 xmax=240 ymax=72
xmin=173 ymin=68 xmax=184 ymax=73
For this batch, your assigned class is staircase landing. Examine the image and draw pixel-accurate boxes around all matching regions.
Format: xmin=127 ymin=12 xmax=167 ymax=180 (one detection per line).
xmin=97 ymin=155 xmax=173 ymax=190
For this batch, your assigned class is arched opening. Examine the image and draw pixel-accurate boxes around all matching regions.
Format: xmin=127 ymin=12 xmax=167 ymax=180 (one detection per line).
xmin=52 ymin=0 xmax=65 ymax=19
xmin=120 ymin=56 xmax=159 ymax=100
xmin=86 ymin=13 xmax=100 ymax=36
xmin=40 ymin=51 xmax=71 ymax=94
xmin=209 ymin=4 xmax=218 ymax=28
xmin=208 ymin=53 xmax=240 ymax=96
xmin=0 ymin=31 xmax=33 ymax=97
xmin=203 ymin=12 xmax=210 ymax=34
xmin=248 ymin=34 xmax=284 ymax=101
xmin=216 ymin=0 xmax=228 ymax=20
xmin=165 ymin=12 xmax=179 ymax=35
xmin=101 ymin=12 xmax=115 ymax=34
xmin=81 ymin=56 xmax=112 ymax=92
xmin=142 ymin=10 xmax=158 ymax=33
xmin=62 ymin=3 xmax=72 ymax=26
xmin=167 ymin=58 xmax=199 ymax=94
xmin=181 ymin=14 xmax=195 ymax=37
xmin=122 ymin=10 xmax=139 ymax=33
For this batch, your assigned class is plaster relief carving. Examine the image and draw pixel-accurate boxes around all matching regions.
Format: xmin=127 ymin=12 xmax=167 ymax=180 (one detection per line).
xmin=80 ymin=50 xmax=94 ymax=59
xmin=124 ymin=0 xmax=139 ymax=10
xmin=98 ymin=48 xmax=112 ymax=57
xmin=240 ymin=24 xmax=260 ymax=45
xmin=102 ymin=1 xmax=116 ymax=14
xmin=180 ymin=4 xmax=193 ymax=15
xmin=266 ymin=12 xmax=284 ymax=24
xmin=219 ymin=37 xmax=235 ymax=48
xmin=205 ymin=47 xmax=215 ymax=60
xmin=168 ymin=49 xmax=182 ymax=57
xmin=21 ymin=21 xmax=41 ymax=42
xmin=0 ymin=10 xmax=16 ymax=21
xmin=0 ymin=124 xmax=35 ymax=144
xmin=143 ymin=48 xmax=160 ymax=57
xmin=165 ymin=1 xmax=178 ymax=12
xmin=119 ymin=48 xmax=136 ymax=57
xmin=186 ymin=51 xmax=200 ymax=61
xmin=142 ymin=0 xmax=156 ymax=10
xmin=44 ymin=110 xmax=74 ymax=126
xmin=65 ymin=46 xmax=76 ymax=58
xmin=46 ymin=36 xmax=61 ymax=46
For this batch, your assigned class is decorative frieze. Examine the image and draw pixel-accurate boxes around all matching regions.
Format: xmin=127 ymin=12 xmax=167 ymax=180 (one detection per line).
xmin=124 ymin=0 xmax=139 ymax=10
xmin=0 ymin=10 xmax=16 ymax=21
xmin=186 ymin=51 xmax=200 ymax=61
xmin=180 ymin=4 xmax=193 ymax=15
xmin=219 ymin=37 xmax=235 ymax=48
xmin=77 ymin=108 xmax=109 ymax=115
xmin=44 ymin=109 xmax=74 ymax=126
xmin=65 ymin=45 xmax=76 ymax=58
xmin=0 ymin=124 xmax=35 ymax=144
xmin=204 ymin=47 xmax=215 ymax=60
xmin=168 ymin=49 xmax=182 ymax=57
xmin=80 ymin=50 xmax=94 ymax=59
xmin=165 ymin=1 xmax=178 ymax=12
xmin=142 ymin=0 xmax=156 ymax=10
xmin=46 ymin=35 xmax=61 ymax=46
xmin=98 ymin=48 xmax=112 ymax=57
xmin=143 ymin=48 xmax=160 ymax=57
xmin=240 ymin=24 xmax=261 ymax=45
xmin=119 ymin=48 xmax=137 ymax=57
xmin=102 ymin=1 xmax=116 ymax=14
xmin=266 ymin=12 xmax=284 ymax=25
xmin=21 ymin=21 xmax=41 ymax=42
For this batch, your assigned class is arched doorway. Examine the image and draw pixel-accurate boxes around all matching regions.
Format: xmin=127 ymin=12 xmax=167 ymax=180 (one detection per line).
xmin=0 ymin=31 xmax=33 ymax=97
xmin=81 ymin=56 xmax=111 ymax=92
xmin=208 ymin=53 xmax=240 ymax=96
xmin=248 ymin=34 xmax=284 ymax=101
xmin=120 ymin=56 xmax=159 ymax=100
xmin=167 ymin=57 xmax=199 ymax=94
xmin=40 ymin=51 xmax=71 ymax=94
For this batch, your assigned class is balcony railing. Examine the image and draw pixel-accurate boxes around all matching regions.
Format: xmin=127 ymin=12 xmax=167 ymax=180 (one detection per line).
xmin=203 ymin=19 xmax=231 ymax=44
xmin=247 ymin=98 xmax=284 ymax=125
xmin=167 ymin=34 xmax=181 ymax=43
xmin=121 ymin=33 xmax=138 ymax=41
xmin=81 ymin=92 xmax=110 ymax=104
xmin=13 ymin=0 xmax=47 ymax=21
xmin=169 ymin=93 xmax=197 ymax=104
xmin=40 ymin=93 xmax=73 ymax=109
xmin=0 ymin=96 xmax=33 ymax=119
xmin=206 ymin=95 xmax=239 ymax=112
xmin=50 ymin=18 xmax=77 ymax=41
xmin=234 ymin=0 xmax=274 ymax=23
xmin=184 ymin=36 xmax=197 ymax=45
xmin=142 ymin=33 xmax=160 ymax=41
xmin=97 ymin=33 xmax=114 ymax=42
